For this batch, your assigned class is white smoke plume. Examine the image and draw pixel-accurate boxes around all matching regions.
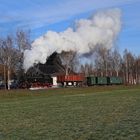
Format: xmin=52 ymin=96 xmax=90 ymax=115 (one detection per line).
xmin=23 ymin=8 xmax=121 ymax=71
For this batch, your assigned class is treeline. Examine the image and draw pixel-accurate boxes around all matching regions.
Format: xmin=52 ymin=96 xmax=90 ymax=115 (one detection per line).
xmin=0 ymin=30 xmax=31 ymax=89
xmin=80 ymin=47 xmax=140 ymax=85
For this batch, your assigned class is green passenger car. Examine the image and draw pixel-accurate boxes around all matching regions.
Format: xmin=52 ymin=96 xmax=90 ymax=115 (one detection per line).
xmin=109 ymin=77 xmax=123 ymax=85
xmin=87 ymin=76 xmax=97 ymax=86
xmin=96 ymin=77 xmax=108 ymax=85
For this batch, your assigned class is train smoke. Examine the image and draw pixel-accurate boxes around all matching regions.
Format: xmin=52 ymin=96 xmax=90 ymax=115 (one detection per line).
xmin=23 ymin=8 xmax=121 ymax=71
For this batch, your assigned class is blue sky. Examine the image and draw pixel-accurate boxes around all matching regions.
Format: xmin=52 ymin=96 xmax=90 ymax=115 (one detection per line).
xmin=0 ymin=0 xmax=140 ymax=55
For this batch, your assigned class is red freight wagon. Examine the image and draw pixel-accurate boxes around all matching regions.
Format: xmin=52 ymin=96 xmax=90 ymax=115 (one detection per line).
xmin=57 ymin=74 xmax=84 ymax=87
xmin=57 ymin=75 xmax=84 ymax=82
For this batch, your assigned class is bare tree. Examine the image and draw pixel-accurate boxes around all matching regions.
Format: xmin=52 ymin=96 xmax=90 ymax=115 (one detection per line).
xmin=94 ymin=47 xmax=110 ymax=76
xmin=135 ymin=56 xmax=140 ymax=84
xmin=16 ymin=30 xmax=31 ymax=81
xmin=111 ymin=48 xmax=122 ymax=76
xmin=59 ymin=50 xmax=78 ymax=75
xmin=16 ymin=30 xmax=31 ymax=51
xmin=122 ymin=49 xmax=135 ymax=84
xmin=80 ymin=62 xmax=94 ymax=76
xmin=0 ymin=36 xmax=19 ymax=89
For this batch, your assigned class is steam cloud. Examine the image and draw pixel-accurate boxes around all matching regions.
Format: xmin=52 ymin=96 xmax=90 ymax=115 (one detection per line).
xmin=24 ymin=8 xmax=121 ymax=71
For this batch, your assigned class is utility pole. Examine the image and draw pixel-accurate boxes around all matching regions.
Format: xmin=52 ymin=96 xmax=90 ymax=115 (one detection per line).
xmin=3 ymin=64 xmax=7 ymax=90
xmin=7 ymin=57 xmax=11 ymax=90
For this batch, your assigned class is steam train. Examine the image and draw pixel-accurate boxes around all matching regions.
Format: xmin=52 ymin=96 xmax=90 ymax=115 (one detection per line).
xmin=19 ymin=53 xmax=123 ymax=89
xmin=21 ymin=74 xmax=123 ymax=89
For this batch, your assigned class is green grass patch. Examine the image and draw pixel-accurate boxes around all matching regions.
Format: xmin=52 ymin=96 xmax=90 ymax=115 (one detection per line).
xmin=0 ymin=85 xmax=140 ymax=140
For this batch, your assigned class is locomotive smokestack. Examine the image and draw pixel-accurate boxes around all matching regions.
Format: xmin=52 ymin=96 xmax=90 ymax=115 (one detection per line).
xmin=23 ymin=8 xmax=121 ymax=71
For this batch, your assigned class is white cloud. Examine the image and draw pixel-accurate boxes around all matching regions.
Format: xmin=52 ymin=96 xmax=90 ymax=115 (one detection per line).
xmin=0 ymin=0 xmax=138 ymax=30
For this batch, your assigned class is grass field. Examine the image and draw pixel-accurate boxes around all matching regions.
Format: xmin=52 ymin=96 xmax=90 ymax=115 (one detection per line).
xmin=0 ymin=86 xmax=140 ymax=140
